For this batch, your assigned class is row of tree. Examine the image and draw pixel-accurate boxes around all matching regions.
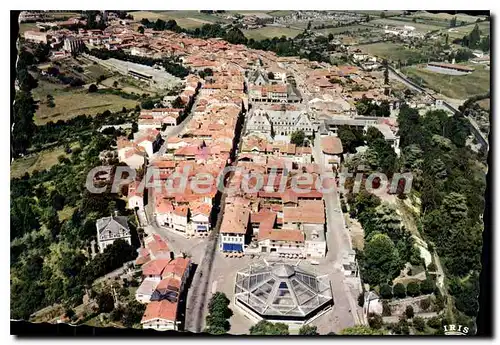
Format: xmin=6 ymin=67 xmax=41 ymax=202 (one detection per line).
xmin=12 ymin=47 xmax=39 ymax=158
xmin=204 ymin=292 xmax=233 ymax=334
xmin=379 ymin=279 xmax=436 ymax=300
xmin=454 ymin=24 xmax=490 ymax=52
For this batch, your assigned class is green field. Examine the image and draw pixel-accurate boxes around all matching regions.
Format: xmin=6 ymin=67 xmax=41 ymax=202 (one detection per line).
xmin=226 ymin=10 xmax=292 ymax=17
xmin=242 ymin=26 xmax=302 ymax=40
xmin=357 ymin=42 xmax=428 ymax=62
xmin=315 ymin=24 xmax=373 ymax=35
xmin=402 ymin=64 xmax=490 ymax=100
xmin=100 ymin=75 xmax=159 ymax=96
xmin=410 ymin=11 xmax=486 ymax=23
xmin=19 ymin=23 xmax=39 ymax=34
xmin=440 ymin=21 xmax=490 ymax=39
xmin=11 ymin=146 xmax=70 ymax=178
xmin=129 ymin=10 xmax=229 ymax=29
xmin=369 ymin=17 xmax=446 ymax=32
xmin=267 ymin=10 xmax=294 ymax=17
xmin=227 ymin=11 xmax=273 ymax=17
xmin=32 ymin=81 xmax=139 ymax=125
xmin=353 ymin=10 xmax=404 ymax=17
xmin=49 ymin=11 xmax=82 ymax=19
xmin=476 ymin=98 xmax=490 ymax=111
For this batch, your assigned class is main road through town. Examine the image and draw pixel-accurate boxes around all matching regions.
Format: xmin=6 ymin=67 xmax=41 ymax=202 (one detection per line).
xmin=312 ymin=134 xmax=363 ymax=326
xmin=184 ymin=106 xmax=248 ymax=333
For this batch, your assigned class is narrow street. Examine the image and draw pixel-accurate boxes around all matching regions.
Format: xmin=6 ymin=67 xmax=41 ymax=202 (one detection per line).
xmin=154 ymin=94 xmax=201 ymax=158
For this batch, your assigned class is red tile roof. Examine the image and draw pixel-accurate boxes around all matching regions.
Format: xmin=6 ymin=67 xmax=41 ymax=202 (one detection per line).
xmin=162 ymin=257 xmax=191 ymax=279
xmin=220 ymin=204 xmax=250 ymax=234
xmin=258 ymin=228 xmax=305 ymax=242
xmin=283 ymin=200 xmax=325 ymax=224
xmin=142 ymin=259 xmax=171 ymax=276
xmin=321 ymin=136 xmax=343 ymax=155
xmin=141 ymin=300 xmax=178 ymax=323
xmin=156 ymin=277 xmax=181 ymax=292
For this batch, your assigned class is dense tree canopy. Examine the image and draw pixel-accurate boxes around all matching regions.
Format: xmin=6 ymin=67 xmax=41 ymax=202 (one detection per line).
xmin=397 ymin=103 xmax=485 ymax=321
xmin=360 ymin=233 xmax=401 ymax=285
xmin=11 ymin=125 xmax=138 ymax=320
xmin=249 ymin=320 xmax=290 ymax=335
xmin=205 ymin=292 xmax=232 ymax=335
xmin=340 ymin=325 xmax=386 ymax=335
xmin=290 ymin=130 xmax=306 ymax=146
xmin=298 ymin=324 xmax=319 ymax=335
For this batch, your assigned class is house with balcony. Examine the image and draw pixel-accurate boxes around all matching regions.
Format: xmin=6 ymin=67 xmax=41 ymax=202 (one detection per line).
xmin=219 ymin=204 xmax=250 ymax=253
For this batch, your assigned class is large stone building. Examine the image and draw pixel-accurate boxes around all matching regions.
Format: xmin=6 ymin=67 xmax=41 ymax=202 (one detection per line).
xmin=63 ymin=37 xmax=85 ymax=53
xmin=246 ymin=107 xmax=317 ymax=137
xmin=24 ymin=30 xmax=51 ymax=44
xmin=249 ymin=84 xmax=302 ymax=104
xmin=245 ymin=110 xmax=272 ymax=137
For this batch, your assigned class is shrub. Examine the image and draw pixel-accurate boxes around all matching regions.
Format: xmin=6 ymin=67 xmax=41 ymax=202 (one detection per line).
xmin=419 ymin=297 xmax=431 ymax=311
xmin=426 ymin=316 xmax=442 ymax=329
xmin=406 ymin=282 xmax=421 ymax=297
xmin=368 ymin=314 xmax=383 ymax=329
xmin=380 ymin=284 xmax=393 ymax=299
xmin=405 ymin=305 xmax=414 ymax=319
xmin=357 ymin=292 xmax=365 ymax=307
xmin=65 ymin=308 xmax=75 ymax=318
xmin=382 ymin=300 xmax=391 ymax=316
xmin=110 ymin=307 xmax=124 ymax=322
xmin=298 ymin=324 xmax=318 ymax=335
xmin=88 ymin=84 xmax=98 ymax=93
xmin=413 ymin=316 xmax=425 ymax=331
xmin=434 ymin=295 xmax=445 ymax=311
xmin=393 ymin=283 xmax=406 ymax=298
xmin=420 ymin=278 xmax=435 ymax=294
xmin=427 ymin=263 xmax=437 ymax=272
xmin=393 ymin=318 xmax=410 ymax=335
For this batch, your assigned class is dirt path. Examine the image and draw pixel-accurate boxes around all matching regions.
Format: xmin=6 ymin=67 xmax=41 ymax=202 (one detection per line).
xmin=396 ymin=198 xmax=421 ymax=239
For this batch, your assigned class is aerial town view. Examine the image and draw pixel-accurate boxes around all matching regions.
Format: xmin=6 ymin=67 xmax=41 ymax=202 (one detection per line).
xmin=11 ymin=9 xmax=490 ymax=336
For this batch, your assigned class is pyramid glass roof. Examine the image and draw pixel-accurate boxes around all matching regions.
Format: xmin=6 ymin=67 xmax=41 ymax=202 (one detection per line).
xmin=234 ymin=260 xmax=333 ymax=319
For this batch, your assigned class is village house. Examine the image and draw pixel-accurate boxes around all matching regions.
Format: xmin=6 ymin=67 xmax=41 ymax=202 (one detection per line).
xmin=141 ymin=299 xmax=180 ymax=331
xmin=116 ymin=137 xmax=147 ymax=170
xmin=141 ymin=257 xmax=191 ymax=303
xmin=127 ymin=181 xmax=144 ymax=210
xmin=154 ymin=199 xmax=189 ymax=234
xmin=219 ymin=204 xmax=251 ymax=253
xmin=150 ymin=277 xmax=181 ymax=303
xmin=257 ymin=228 xmax=305 ymax=257
xmin=161 ymin=257 xmax=192 ymax=288
xmin=134 ymin=129 xmax=163 ymax=157
xmin=189 ymin=203 xmax=212 ymax=237
xmin=247 ymin=107 xmax=316 ymax=137
xmin=135 ymin=234 xmax=172 ymax=266
xmin=245 ymin=110 xmax=272 ymax=137
xmin=320 ymin=136 xmax=344 ymax=169
xmin=24 ymin=30 xmax=51 ymax=44
xmin=95 ymin=215 xmax=131 ymax=253
xmin=303 ymin=226 xmax=327 ymax=258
